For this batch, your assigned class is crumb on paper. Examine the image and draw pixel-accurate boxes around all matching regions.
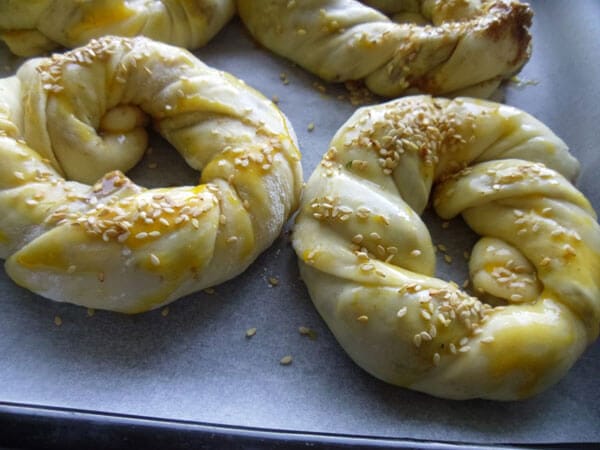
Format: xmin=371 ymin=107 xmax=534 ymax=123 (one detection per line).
xmin=204 ymin=287 xmax=215 ymax=295
xmin=298 ymin=326 xmax=318 ymax=340
xmin=268 ymin=276 xmax=279 ymax=287
xmin=312 ymin=81 xmax=327 ymax=94
xmin=54 ymin=316 xmax=62 ymax=327
xmin=510 ymin=76 xmax=539 ymax=88
xmin=307 ymin=122 xmax=315 ymax=132
xmin=87 ymin=308 xmax=95 ymax=317
xmin=279 ymin=355 xmax=293 ymax=365
xmin=279 ymin=72 xmax=290 ymax=85
xmin=161 ymin=306 xmax=169 ymax=317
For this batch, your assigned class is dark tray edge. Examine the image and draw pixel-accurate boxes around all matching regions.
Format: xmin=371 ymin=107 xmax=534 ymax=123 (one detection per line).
xmin=0 ymin=401 xmax=592 ymax=450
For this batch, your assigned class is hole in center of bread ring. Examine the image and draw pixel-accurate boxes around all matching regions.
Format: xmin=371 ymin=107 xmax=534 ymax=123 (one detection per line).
xmin=292 ymin=95 xmax=600 ymax=400
xmin=0 ymin=36 xmax=302 ymax=314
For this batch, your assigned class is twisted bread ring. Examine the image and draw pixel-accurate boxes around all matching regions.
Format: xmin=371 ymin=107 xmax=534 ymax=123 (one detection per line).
xmin=0 ymin=0 xmax=235 ymax=56
xmin=0 ymin=35 xmax=303 ymax=313
xmin=238 ymin=0 xmax=533 ymax=98
xmin=292 ymin=96 xmax=600 ymax=400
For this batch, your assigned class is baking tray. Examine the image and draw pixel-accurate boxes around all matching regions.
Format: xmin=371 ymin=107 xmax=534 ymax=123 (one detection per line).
xmin=0 ymin=1 xmax=599 ymax=448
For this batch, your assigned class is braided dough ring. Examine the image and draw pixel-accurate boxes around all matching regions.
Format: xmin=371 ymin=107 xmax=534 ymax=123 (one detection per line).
xmin=238 ymin=0 xmax=533 ymax=98
xmin=0 ymin=0 xmax=235 ymax=56
xmin=292 ymin=96 xmax=600 ymax=400
xmin=0 ymin=36 xmax=303 ymax=313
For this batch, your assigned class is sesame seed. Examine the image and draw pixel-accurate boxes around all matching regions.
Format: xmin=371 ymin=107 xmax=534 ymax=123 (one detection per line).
xmin=433 ymin=353 xmax=441 ymax=366
xmin=459 ymin=345 xmax=471 ymax=353
xmin=246 ymin=327 xmax=257 ymax=338
xmin=150 ymin=253 xmax=160 ymax=266
xmin=360 ymin=263 xmax=375 ymax=272
xmin=352 ymin=234 xmax=364 ymax=244
xmin=429 ymin=324 xmax=437 ymax=338
xmin=539 ymin=257 xmax=552 ymax=267
xmin=280 ymin=355 xmax=293 ymax=365
xmin=117 ymin=232 xmax=130 ymax=243
xmin=268 ymin=277 xmax=279 ymax=286
xmin=481 ymin=336 xmax=495 ymax=344
xmin=396 ymin=307 xmax=408 ymax=318
xmin=307 ymin=122 xmax=315 ymax=132
xmin=298 ymin=326 xmax=310 ymax=335
xmin=410 ymin=249 xmax=422 ymax=257
xmin=135 ymin=232 xmax=148 ymax=239
xmin=54 ymin=316 xmax=62 ymax=327
xmin=67 ymin=265 xmax=77 ymax=274
xmin=413 ymin=334 xmax=422 ymax=348
xmin=161 ymin=307 xmax=169 ymax=317
xmin=87 ymin=308 xmax=95 ymax=317
xmin=420 ymin=331 xmax=432 ymax=341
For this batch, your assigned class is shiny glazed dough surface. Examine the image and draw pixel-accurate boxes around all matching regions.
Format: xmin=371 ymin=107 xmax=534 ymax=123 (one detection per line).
xmin=292 ymin=95 xmax=600 ymax=400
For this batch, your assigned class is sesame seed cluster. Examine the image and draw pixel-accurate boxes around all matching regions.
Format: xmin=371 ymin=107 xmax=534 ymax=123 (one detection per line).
xmin=293 ymin=95 xmax=600 ymax=400
xmin=0 ymin=35 xmax=303 ymax=313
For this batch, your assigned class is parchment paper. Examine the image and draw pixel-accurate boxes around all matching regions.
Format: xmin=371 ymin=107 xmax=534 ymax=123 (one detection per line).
xmin=0 ymin=1 xmax=598 ymax=445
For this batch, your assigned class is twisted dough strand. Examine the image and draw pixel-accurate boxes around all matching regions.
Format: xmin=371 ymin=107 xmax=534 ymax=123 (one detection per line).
xmin=0 ymin=36 xmax=302 ymax=313
xmin=0 ymin=0 xmax=235 ymax=56
xmin=238 ymin=0 xmax=533 ymax=98
xmin=292 ymin=96 xmax=600 ymax=400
